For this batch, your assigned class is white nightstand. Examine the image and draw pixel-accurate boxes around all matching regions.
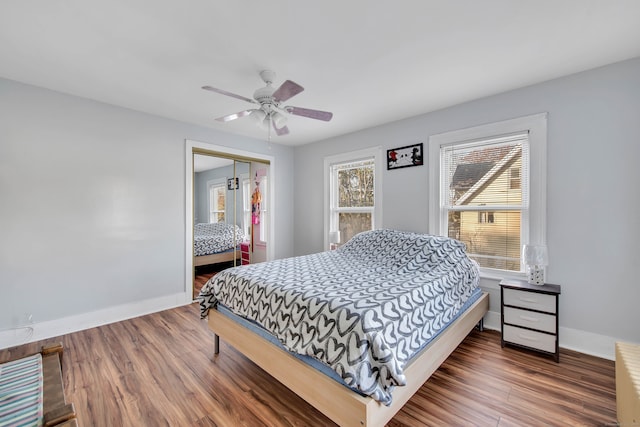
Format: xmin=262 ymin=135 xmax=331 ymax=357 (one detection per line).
xmin=500 ymin=278 xmax=561 ymax=362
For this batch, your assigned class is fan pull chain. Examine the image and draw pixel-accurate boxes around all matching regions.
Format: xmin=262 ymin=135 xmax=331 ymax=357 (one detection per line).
xmin=267 ymin=113 xmax=272 ymax=150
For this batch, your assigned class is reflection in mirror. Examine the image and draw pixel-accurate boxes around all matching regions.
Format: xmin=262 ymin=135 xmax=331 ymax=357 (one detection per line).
xmin=191 ymin=151 xmax=271 ymax=300
xmin=249 ymin=161 xmax=270 ymax=263
xmin=193 ymin=154 xmax=250 ymax=299
xmin=235 ymin=161 xmax=252 ymax=266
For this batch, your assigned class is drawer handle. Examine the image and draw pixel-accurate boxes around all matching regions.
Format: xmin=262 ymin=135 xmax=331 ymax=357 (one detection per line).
xmin=518 ymin=333 xmax=540 ymax=342
xmin=518 ymin=296 xmax=538 ymax=303
xmin=519 ymin=315 xmax=539 ymax=323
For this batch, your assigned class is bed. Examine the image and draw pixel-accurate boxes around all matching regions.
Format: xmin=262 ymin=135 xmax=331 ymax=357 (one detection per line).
xmin=193 ymin=222 xmax=246 ymax=267
xmin=0 ymin=343 xmax=78 ymax=427
xmin=198 ymin=229 xmax=489 ymax=426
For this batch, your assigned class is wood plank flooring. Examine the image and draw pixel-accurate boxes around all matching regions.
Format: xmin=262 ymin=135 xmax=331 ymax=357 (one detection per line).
xmin=0 ymin=304 xmax=616 ymax=426
xmin=193 ymin=263 xmax=230 ymax=299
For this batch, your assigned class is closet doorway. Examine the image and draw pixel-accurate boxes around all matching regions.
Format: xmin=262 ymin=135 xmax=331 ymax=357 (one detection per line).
xmin=185 ymin=140 xmax=274 ymax=301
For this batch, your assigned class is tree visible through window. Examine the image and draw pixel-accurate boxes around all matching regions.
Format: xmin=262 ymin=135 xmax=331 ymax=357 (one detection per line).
xmin=330 ymin=158 xmax=375 ymax=246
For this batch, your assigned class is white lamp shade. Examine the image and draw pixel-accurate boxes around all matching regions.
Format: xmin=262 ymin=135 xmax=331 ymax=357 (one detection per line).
xmin=522 ymin=244 xmax=548 ymax=266
xmin=522 ymin=244 xmax=548 ymax=285
xmin=329 ymin=231 xmax=341 ymax=244
xmin=250 ymin=109 xmax=266 ymax=124
xmin=272 ymin=111 xmax=287 ymax=128
xmin=261 ymin=117 xmax=271 ymax=129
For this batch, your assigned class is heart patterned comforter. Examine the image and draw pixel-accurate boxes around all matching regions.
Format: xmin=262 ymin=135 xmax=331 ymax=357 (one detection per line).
xmin=193 ymin=222 xmax=245 ymax=256
xmin=198 ymin=229 xmax=479 ymax=404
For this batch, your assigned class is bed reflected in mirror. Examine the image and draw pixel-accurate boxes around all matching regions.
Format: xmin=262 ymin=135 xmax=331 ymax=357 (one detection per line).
xmin=191 ymin=150 xmax=271 ymax=300
xmin=193 ymin=155 xmax=250 ymax=298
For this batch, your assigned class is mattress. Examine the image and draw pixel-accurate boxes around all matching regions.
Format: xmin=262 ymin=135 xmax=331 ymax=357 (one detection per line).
xmin=199 ymin=229 xmax=480 ymax=404
xmin=216 ymin=286 xmax=482 ymax=395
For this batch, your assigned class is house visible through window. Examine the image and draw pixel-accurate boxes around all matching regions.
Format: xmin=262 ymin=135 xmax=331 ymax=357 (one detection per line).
xmin=208 ymin=182 xmax=226 ymax=223
xmin=325 ymin=148 xmax=382 ymax=249
xmin=509 ymin=167 xmax=521 ymax=189
xmin=429 ymin=113 xmax=547 ymax=276
xmin=442 ymin=134 xmax=527 ymax=271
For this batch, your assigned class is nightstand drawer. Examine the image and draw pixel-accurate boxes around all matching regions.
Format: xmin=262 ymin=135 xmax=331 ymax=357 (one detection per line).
xmin=504 ymin=306 xmax=556 ymax=333
xmin=503 ymin=325 xmax=556 ymax=353
xmin=503 ymin=288 xmax=556 ymax=313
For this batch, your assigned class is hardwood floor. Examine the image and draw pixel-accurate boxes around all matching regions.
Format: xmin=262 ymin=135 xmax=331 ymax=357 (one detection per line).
xmin=0 ymin=304 xmax=616 ymax=426
xmin=193 ymin=263 xmax=234 ymax=300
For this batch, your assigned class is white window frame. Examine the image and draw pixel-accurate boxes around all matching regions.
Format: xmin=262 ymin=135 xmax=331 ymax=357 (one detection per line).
xmin=207 ymin=178 xmax=226 ymax=223
xmin=324 ymin=147 xmax=383 ymax=250
xmin=428 ymin=113 xmax=547 ymax=280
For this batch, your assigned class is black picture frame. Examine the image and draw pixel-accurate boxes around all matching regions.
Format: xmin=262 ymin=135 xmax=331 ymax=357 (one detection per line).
xmin=227 ymin=177 xmax=239 ymax=190
xmin=387 ymin=143 xmax=424 ymax=170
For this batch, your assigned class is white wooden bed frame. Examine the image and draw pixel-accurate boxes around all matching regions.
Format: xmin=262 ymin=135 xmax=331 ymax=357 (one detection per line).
xmin=208 ymin=292 xmax=489 ymax=427
xmin=194 ymin=249 xmax=240 ymax=267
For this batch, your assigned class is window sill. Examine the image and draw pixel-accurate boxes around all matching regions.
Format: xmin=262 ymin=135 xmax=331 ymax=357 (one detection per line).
xmin=478 ymin=269 xmax=526 ymax=289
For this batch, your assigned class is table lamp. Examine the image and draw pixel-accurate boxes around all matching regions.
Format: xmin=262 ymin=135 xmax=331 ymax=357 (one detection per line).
xmin=329 ymin=230 xmax=341 ymax=250
xmin=522 ymin=244 xmax=548 ymax=285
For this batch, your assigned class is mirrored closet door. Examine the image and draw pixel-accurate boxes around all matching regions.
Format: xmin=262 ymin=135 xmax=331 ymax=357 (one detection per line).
xmin=192 ymin=151 xmax=269 ymax=299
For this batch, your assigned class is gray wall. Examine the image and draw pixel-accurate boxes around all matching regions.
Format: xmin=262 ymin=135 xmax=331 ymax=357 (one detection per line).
xmin=194 ymin=162 xmax=249 ymax=227
xmin=293 ymin=57 xmax=640 ymax=349
xmin=0 ymin=77 xmax=294 ymax=331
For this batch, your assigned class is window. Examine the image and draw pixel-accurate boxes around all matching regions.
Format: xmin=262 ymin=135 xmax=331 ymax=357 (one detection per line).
xmin=478 ymin=212 xmax=495 ymax=224
xmin=325 ymin=148 xmax=382 ymax=249
xmin=208 ymin=181 xmax=226 ymax=223
xmin=429 ymin=113 xmax=547 ymax=277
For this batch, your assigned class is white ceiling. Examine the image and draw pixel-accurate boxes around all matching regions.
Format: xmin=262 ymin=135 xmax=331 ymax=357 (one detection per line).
xmin=2 ymin=1 xmax=640 ymax=146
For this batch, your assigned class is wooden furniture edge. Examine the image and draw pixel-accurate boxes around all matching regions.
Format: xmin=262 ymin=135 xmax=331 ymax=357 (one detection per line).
xmin=207 ymin=292 xmax=489 ymax=427
xmin=194 ymin=250 xmax=240 ymax=267
xmin=41 ymin=344 xmax=78 ymax=427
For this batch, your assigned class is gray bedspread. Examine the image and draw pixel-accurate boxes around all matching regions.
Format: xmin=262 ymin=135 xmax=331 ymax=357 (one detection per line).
xmin=198 ymin=229 xmax=479 ymax=404
xmin=193 ymin=222 xmax=245 ymax=256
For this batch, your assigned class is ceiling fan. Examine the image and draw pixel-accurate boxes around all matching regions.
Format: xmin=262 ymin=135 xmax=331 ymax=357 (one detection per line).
xmin=202 ymin=70 xmax=333 ymax=136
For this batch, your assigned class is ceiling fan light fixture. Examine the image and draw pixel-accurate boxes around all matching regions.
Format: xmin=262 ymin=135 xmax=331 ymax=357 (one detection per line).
xmin=272 ymin=111 xmax=287 ymax=128
xmin=250 ymin=109 xmax=266 ymax=125
xmin=253 ymin=85 xmax=274 ymax=103
xmin=261 ymin=116 xmax=271 ymax=130
xmin=202 ymin=70 xmax=333 ymax=136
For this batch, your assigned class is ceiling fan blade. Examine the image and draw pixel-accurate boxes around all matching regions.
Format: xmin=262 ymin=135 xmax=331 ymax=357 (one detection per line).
xmin=202 ymin=86 xmax=257 ymax=104
xmin=215 ymin=110 xmax=253 ymax=122
xmin=286 ymin=106 xmax=333 ymax=122
xmin=272 ymin=80 xmax=304 ymax=103
xmin=273 ymin=122 xmax=290 ymax=136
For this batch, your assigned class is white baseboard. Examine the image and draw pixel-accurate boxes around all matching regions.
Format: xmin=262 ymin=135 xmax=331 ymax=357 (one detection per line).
xmin=557 ymin=326 xmax=620 ymax=361
xmin=483 ymin=309 xmax=619 ymax=360
xmin=1 ymin=297 xmax=621 ymax=361
xmin=0 ymin=292 xmax=192 ymax=350
xmin=482 ymin=310 xmax=502 ymax=332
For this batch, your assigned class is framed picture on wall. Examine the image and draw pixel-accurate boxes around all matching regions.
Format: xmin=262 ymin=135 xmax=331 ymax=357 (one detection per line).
xmin=227 ymin=177 xmax=239 ymax=190
xmin=387 ymin=143 xmax=424 ymax=170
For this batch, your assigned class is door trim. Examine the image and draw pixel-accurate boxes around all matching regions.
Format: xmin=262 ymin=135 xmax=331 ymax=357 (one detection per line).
xmin=185 ymin=139 xmax=276 ymax=303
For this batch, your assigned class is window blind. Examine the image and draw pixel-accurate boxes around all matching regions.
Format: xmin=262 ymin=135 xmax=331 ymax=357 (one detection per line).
xmin=440 ymin=132 xmax=529 ymax=271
